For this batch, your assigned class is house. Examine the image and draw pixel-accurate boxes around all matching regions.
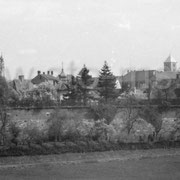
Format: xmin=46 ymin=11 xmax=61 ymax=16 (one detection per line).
xmin=9 ymin=75 xmax=33 ymax=96
xmin=31 ymin=71 xmax=58 ymax=86
xmin=30 ymin=67 xmax=73 ymax=104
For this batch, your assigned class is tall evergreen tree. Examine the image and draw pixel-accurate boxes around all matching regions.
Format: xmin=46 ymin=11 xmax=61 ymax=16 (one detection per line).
xmin=77 ymin=65 xmax=92 ymax=105
xmin=98 ymin=61 xmax=118 ymax=102
xmin=63 ymin=65 xmax=93 ymax=106
xmin=0 ymin=76 xmax=9 ymax=106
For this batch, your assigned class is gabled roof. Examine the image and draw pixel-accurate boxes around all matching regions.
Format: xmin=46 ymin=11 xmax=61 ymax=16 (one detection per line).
xmin=55 ymin=81 xmax=68 ymax=91
xmin=31 ymin=73 xmax=58 ymax=85
xmin=115 ymin=79 xmax=121 ymax=89
xmin=41 ymin=74 xmax=58 ymax=81
xmin=164 ymin=54 xmax=177 ymax=63
xmin=9 ymin=79 xmax=33 ymax=95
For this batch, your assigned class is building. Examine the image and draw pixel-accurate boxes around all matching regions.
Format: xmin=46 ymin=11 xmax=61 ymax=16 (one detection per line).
xmin=121 ymin=54 xmax=179 ymax=91
xmin=164 ymin=54 xmax=177 ymax=72
xmin=9 ymin=75 xmax=33 ymax=96
xmin=121 ymin=70 xmax=156 ymax=90
xmin=57 ymin=64 xmax=73 ymax=84
xmin=57 ymin=67 xmax=68 ymax=83
xmin=31 ymin=71 xmax=58 ymax=86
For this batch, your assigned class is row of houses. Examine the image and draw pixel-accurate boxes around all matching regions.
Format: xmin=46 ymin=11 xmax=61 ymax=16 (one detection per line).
xmin=6 ymin=54 xmax=180 ymax=101
xmin=9 ymin=65 xmax=102 ymax=102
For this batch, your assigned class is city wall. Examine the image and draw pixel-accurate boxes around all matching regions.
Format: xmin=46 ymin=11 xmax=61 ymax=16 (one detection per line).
xmin=7 ymin=107 xmax=179 ymax=126
xmin=4 ymin=107 xmax=180 ymax=142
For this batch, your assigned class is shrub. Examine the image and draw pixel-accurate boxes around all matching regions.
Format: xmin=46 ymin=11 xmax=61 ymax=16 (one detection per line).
xmin=89 ymin=119 xmax=117 ymax=142
xmin=41 ymin=142 xmax=54 ymax=149
xmin=99 ymin=140 xmax=112 ymax=151
xmin=65 ymin=141 xmax=78 ymax=152
xmin=75 ymin=119 xmax=94 ymax=140
xmin=22 ymin=125 xmax=46 ymax=146
xmin=0 ymin=109 xmax=9 ymax=146
xmin=48 ymin=109 xmax=82 ymax=142
xmin=86 ymin=102 xmax=118 ymax=125
xmin=62 ymin=118 xmax=95 ymax=142
xmin=8 ymin=122 xmax=21 ymax=146
xmin=139 ymin=105 xmax=163 ymax=139
xmin=87 ymin=140 xmax=100 ymax=151
xmin=48 ymin=109 xmax=69 ymax=141
xmin=54 ymin=142 xmax=66 ymax=148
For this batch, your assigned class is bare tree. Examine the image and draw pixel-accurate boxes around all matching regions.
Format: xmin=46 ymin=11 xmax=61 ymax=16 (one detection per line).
xmin=121 ymin=94 xmax=139 ymax=134
xmin=139 ymin=105 xmax=163 ymax=139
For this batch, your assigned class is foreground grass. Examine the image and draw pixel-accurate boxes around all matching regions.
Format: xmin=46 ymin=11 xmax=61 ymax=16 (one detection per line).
xmin=0 ymin=148 xmax=180 ymax=168
xmin=0 ymin=149 xmax=180 ymax=180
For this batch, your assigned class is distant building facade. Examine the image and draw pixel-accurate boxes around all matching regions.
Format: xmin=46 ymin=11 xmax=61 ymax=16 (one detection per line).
xmin=121 ymin=54 xmax=179 ymax=90
xmin=121 ymin=70 xmax=156 ymax=90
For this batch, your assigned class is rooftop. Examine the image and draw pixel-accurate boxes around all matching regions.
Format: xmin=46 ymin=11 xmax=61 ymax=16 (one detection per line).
xmin=164 ymin=54 xmax=177 ymax=63
xmin=41 ymin=74 xmax=58 ymax=81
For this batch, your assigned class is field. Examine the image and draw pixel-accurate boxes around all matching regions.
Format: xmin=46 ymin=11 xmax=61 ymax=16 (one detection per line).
xmin=0 ymin=149 xmax=180 ymax=180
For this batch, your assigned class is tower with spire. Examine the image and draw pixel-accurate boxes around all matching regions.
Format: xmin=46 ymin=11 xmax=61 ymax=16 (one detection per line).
xmin=58 ymin=62 xmax=67 ymax=82
xmin=164 ymin=54 xmax=177 ymax=72
xmin=0 ymin=54 xmax=4 ymax=77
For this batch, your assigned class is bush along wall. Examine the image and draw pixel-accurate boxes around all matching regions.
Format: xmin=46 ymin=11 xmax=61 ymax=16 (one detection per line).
xmin=0 ymin=105 xmax=180 ymax=156
xmin=0 ymin=140 xmax=180 ymax=157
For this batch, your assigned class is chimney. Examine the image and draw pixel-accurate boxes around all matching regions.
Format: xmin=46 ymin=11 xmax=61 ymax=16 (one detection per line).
xmin=37 ymin=71 xmax=41 ymax=75
xmin=19 ymin=75 xmax=24 ymax=82
xmin=51 ymin=71 xmax=53 ymax=75
xmin=47 ymin=71 xmax=50 ymax=75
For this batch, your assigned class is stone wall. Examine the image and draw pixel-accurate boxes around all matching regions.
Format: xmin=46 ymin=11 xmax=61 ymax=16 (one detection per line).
xmin=6 ymin=107 xmax=180 ymax=142
xmin=8 ymin=108 xmax=87 ymax=129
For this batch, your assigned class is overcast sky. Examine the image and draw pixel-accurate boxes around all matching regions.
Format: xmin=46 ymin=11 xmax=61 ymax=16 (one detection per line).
xmin=0 ymin=0 xmax=180 ymax=79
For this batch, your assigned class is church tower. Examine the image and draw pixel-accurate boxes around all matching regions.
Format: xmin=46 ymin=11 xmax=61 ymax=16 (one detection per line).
xmin=0 ymin=54 xmax=4 ymax=76
xmin=164 ymin=54 xmax=177 ymax=72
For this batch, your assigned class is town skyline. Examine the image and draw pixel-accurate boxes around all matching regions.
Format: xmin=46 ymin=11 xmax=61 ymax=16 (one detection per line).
xmin=1 ymin=52 xmax=179 ymax=80
xmin=1 ymin=0 xmax=180 ymax=79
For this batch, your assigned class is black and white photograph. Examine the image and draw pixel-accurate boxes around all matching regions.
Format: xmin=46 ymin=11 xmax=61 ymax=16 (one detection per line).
xmin=0 ymin=0 xmax=180 ymax=179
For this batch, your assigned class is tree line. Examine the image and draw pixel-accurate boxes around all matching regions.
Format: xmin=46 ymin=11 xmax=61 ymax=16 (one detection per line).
xmin=1 ymin=61 xmax=119 ymax=108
